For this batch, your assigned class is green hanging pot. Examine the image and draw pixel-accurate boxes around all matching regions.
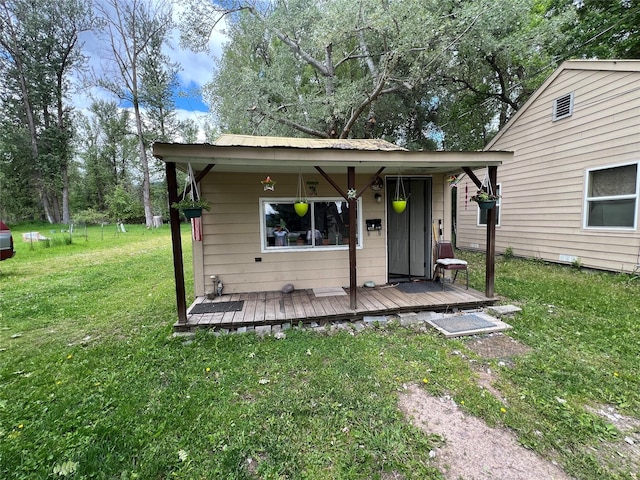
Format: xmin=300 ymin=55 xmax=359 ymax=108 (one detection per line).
xmin=476 ymin=200 xmax=496 ymax=210
xmin=182 ymin=207 xmax=203 ymax=219
xmin=294 ymin=202 xmax=309 ymax=217
xmin=392 ymin=199 xmax=407 ymax=214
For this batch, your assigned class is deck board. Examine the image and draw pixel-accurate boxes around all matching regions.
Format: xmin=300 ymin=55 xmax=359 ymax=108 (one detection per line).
xmin=179 ymin=284 xmax=497 ymax=331
xmin=308 ymin=291 xmax=327 ymax=317
xmin=263 ymin=290 xmax=280 ymax=322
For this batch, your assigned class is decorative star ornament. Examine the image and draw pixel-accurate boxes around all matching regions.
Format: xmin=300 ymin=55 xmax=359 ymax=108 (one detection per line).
xmin=261 ymin=176 xmax=276 ymax=191
xmin=347 ymin=188 xmax=357 ymax=199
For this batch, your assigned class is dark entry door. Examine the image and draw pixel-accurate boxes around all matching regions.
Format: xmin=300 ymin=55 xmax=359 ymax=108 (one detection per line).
xmin=387 ymin=177 xmax=432 ymax=281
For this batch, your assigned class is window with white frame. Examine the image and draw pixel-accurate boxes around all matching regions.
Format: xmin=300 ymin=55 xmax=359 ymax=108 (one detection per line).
xmin=553 ymin=92 xmax=574 ymax=121
xmin=261 ymin=198 xmax=361 ymax=251
xmin=584 ymin=163 xmax=638 ymax=229
xmin=478 ymin=183 xmax=501 ymax=226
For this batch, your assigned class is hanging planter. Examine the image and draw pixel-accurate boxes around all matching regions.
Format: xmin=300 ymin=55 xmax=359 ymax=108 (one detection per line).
xmin=392 ymin=173 xmax=408 ymax=214
xmin=470 ymin=186 xmax=500 ymax=210
xmin=392 ymin=199 xmax=407 ymax=214
xmin=470 ymin=171 xmax=500 ymax=210
xmin=476 ymin=199 xmax=496 ymax=210
xmin=182 ymin=207 xmax=203 ymax=219
xmin=294 ymin=201 xmax=309 ymax=217
xmin=171 ymin=163 xmax=211 ymax=220
xmin=294 ymin=171 xmax=309 ymax=217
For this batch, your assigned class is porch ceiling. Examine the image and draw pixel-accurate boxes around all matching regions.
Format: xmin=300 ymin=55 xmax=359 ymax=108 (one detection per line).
xmin=152 ymin=134 xmax=510 ymax=175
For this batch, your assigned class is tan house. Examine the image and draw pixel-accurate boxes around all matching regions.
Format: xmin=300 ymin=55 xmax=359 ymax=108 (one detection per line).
xmin=456 ymin=60 xmax=640 ymax=273
xmin=153 ymin=134 xmax=509 ymax=328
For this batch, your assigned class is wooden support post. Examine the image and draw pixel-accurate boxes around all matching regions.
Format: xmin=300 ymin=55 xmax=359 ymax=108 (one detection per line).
xmin=348 ymin=166 xmax=357 ymax=310
xmin=166 ymin=161 xmax=188 ymax=324
xmin=485 ymin=166 xmax=497 ymax=298
xmin=315 ymin=165 xmax=361 ymax=310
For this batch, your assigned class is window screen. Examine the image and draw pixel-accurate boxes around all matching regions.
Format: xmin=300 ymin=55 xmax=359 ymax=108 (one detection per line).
xmin=586 ymin=164 xmax=638 ymax=228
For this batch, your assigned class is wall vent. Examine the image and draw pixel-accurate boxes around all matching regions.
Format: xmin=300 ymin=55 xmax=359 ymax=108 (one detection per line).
xmin=553 ymin=92 xmax=574 ymax=121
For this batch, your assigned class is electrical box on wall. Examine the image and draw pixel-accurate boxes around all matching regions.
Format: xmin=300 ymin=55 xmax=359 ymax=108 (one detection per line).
xmin=366 ymin=219 xmax=382 ymax=231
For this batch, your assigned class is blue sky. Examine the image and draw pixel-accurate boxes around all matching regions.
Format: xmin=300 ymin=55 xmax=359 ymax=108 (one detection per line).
xmin=173 ymin=80 xmax=209 ymax=113
xmin=75 ymin=2 xmax=227 ymax=140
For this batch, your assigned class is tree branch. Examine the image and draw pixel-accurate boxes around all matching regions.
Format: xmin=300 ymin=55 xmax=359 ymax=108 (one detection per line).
xmin=248 ymin=106 xmax=330 ymax=138
xmin=340 ymin=68 xmax=389 ymax=138
xmin=273 ymin=30 xmax=330 ymax=76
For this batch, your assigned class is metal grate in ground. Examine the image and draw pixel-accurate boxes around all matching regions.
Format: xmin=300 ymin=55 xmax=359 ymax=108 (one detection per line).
xmin=427 ymin=312 xmax=512 ymax=338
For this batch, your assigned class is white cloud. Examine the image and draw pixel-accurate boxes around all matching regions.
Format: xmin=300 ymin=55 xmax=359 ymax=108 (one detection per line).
xmin=170 ymin=1 xmax=228 ymax=90
xmin=72 ymin=0 xmax=229 ymax=140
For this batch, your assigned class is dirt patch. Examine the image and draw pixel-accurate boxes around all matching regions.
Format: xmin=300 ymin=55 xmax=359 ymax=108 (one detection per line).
xmin=464 ymin=333 xmax=532 ymax=363
xmin=461 ymin=333 xmax=532 ymax=404
xmin=398 ymin=385 xmax=574 ymax=480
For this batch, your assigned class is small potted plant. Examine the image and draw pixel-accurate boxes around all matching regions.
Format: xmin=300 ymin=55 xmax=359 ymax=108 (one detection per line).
xmin=171 ymin=197 xmax=211 ymax=220
xmin=470 ymin=190 xmax=500 ymax=210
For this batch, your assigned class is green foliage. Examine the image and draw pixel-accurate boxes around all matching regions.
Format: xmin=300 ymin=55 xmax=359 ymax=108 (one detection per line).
xmin=205 ymin=0 xmax=458 ymax=141
xmin=570 ymin=0 xmax=640 ymax=59
xmin=94 ymin=0 xmax=175 ymax=227
xmin=0 ymin=0 xmax=97 ymax=223
xmin=436 ymin=0 xmax=574 ymax=148
xmin=199 ymin=0 xmax=577 ymax=148
xmin=470 ymin=190 xmax=500 ymax=202
xmin=170 ymin=197 xmax=211 ymax=212
xmin=72 ymin=208 xmax=109 ymax=225
xmin=73 ymin=100 xmax=137 ymax=214
xmin=0 ymin=125 xmax=40 ymax=222
xmin=105 ymin=185 xmax=144 ymax=222
xmin=503 ymin=246 xmax=514 ymax=259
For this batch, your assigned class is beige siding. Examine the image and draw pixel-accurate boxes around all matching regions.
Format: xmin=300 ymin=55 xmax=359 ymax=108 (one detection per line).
xmin=192 ymin=171 xmax=446 ymax=295
xmin=194 ymin=168 xmax=448 ymax=295
xmin=457 ymin=67 xmax=640 ymax=273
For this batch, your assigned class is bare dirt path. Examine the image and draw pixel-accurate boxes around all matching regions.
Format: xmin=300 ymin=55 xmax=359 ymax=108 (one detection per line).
xmin=398 ymin=385 xmax=573 ymax=480
xmin=397 ymin=333 xmax=574 ymax=479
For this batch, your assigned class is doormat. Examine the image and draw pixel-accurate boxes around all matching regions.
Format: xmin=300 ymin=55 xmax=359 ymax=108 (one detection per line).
xmin=189 ymin=301 xmax=244 ymax=314
xmin=396 ymin=281 xmax=442 ymax=294
xmin=427 ymin=313 xmax=512 ymax=338
xmin=313 ymin=287 xmax=347 ymax=297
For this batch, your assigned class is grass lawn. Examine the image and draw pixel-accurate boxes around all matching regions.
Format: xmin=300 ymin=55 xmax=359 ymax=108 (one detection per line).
xmin=1 ymin=223 xmax=639 ymax=479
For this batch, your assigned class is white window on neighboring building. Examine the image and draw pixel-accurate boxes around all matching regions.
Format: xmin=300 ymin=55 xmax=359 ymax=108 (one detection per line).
xmin=260 ymin=198 xmax=362 ymax=252
xmin=477 ymin=183 xmax=501 ymax=227
xmin=553 ymin=92 xmax=574 ymax=121
xmin=584 ymin=163 xmax=638 ymax=229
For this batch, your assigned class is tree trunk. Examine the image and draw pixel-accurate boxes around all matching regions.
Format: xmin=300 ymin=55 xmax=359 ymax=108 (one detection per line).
xmin=62 ymin=169 xmax=70 ymax=224
xmin=134 ymin=101 xmax=153 ymax=227
xmin=41 ymin=189 xmax=55 ymax=224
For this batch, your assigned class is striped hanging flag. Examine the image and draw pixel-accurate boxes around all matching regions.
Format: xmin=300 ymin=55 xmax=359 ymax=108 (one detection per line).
xmin=192 ymin=217 xmax=202 ymax=241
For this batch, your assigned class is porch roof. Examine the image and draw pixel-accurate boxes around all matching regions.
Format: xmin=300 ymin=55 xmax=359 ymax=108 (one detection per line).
xmin=152 ymin=134 xmax=509 ymax=174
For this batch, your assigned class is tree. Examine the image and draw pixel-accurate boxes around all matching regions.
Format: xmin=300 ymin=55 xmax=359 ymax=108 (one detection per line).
xmin=432 ymin=0 xmax=576 ymax=149
xmin=185 ymin=0 xmax=456 ymax=142
xmin=552 ymin=0 xmax=640 ymax=60
xmin=139 ymin=25 xmax=180 ymax=142
xmin=75 ymin=100 xmax=137 ymax=211
xmin=0 ymin=0 xmax=96 ymax=223
xmin=183 ymin=0 xmax=575 ymax=149
xmin=95 ymin=0 xmax=175 ymax=227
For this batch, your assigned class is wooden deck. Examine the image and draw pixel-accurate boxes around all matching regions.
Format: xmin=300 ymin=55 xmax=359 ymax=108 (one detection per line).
xmin=177 ymin=282 xmax=498 ymax=331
